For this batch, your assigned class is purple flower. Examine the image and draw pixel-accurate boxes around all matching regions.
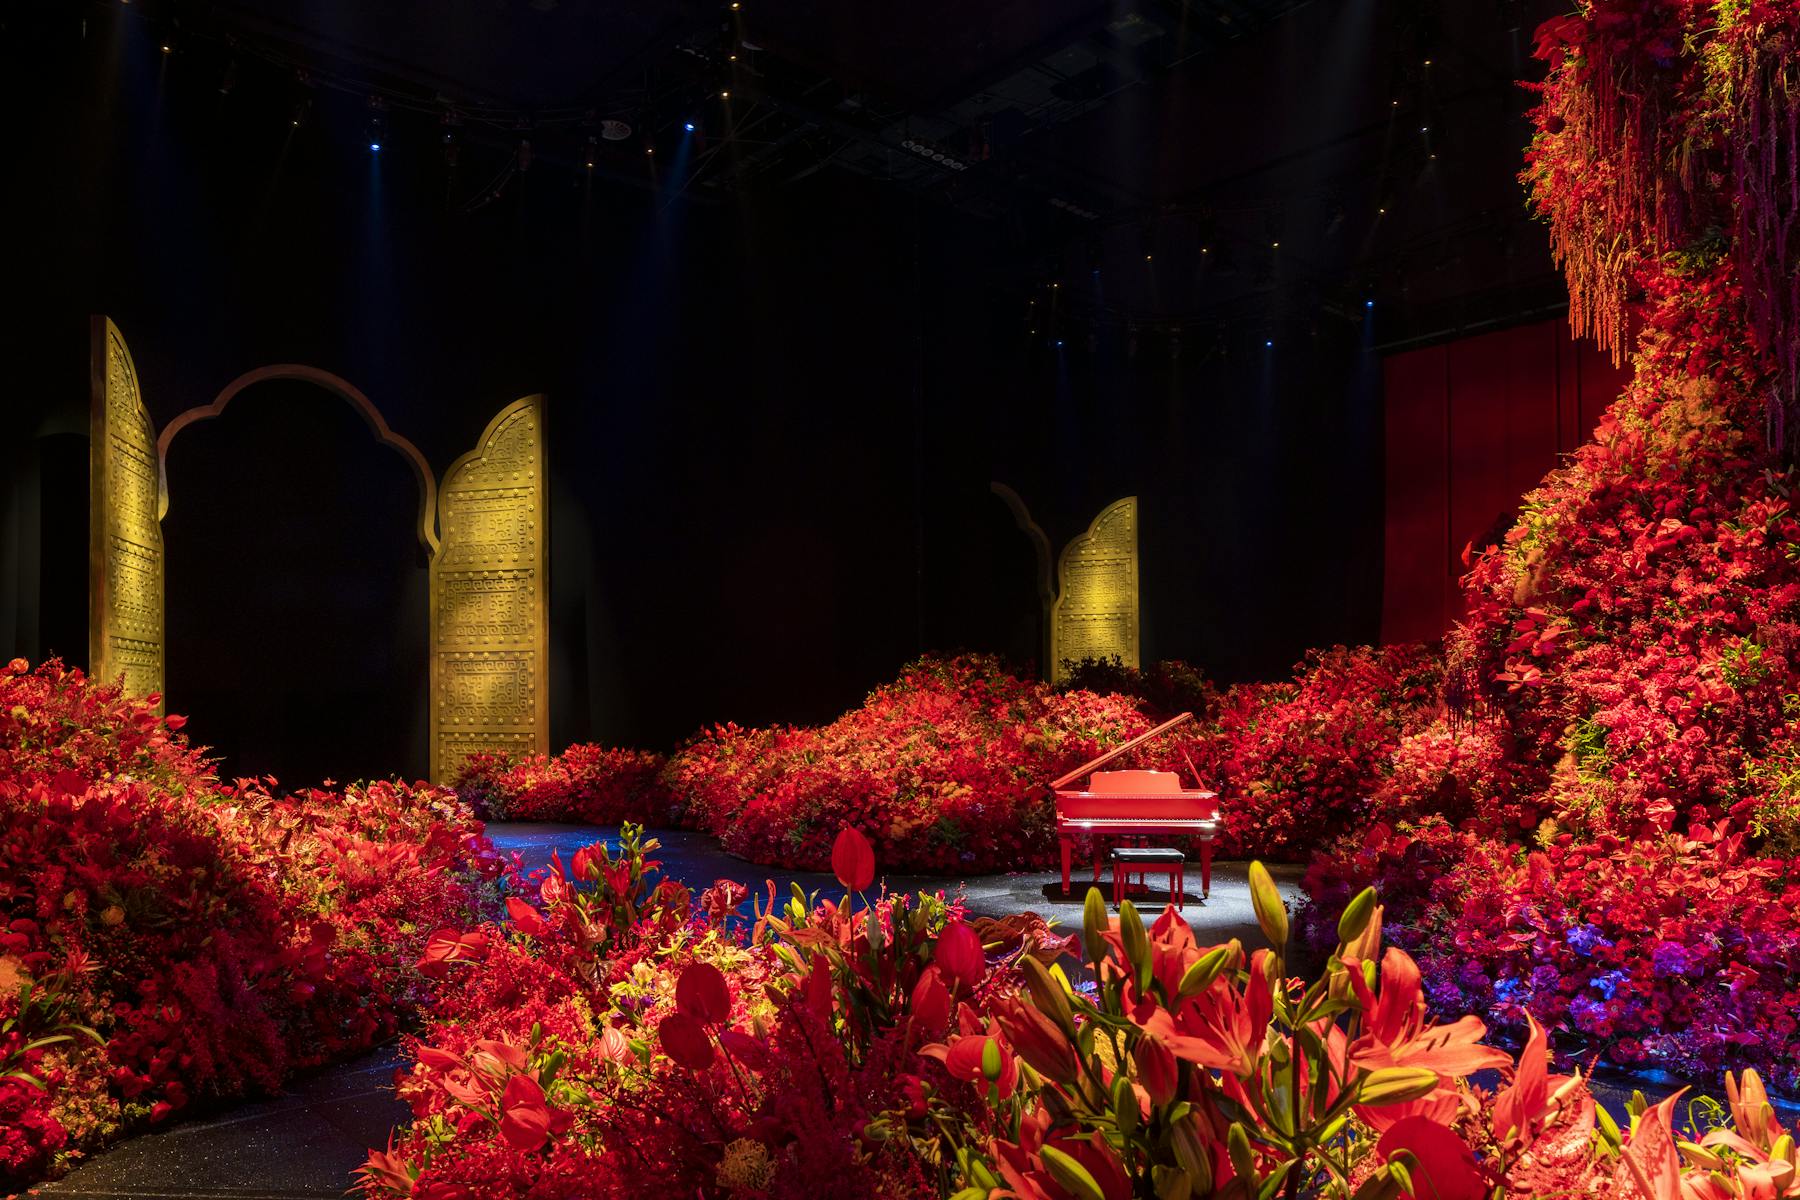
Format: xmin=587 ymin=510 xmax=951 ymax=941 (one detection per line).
xmin=1650 ymin=940 xmax=1689 ymax=976
xmin=1565 ymin=923 xmax=1614 ymax=956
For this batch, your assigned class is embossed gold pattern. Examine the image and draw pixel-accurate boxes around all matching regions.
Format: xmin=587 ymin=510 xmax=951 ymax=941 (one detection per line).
xmin=88 ymin=318 xmax=165 ymax=707
xmin=1049 ymin=496 xmax=1140 ymax=683
xmin=429 ymin=397 xmax=548 ymax=783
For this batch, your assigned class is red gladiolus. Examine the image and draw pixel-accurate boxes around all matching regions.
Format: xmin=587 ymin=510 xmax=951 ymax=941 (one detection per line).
xmin=934 ymin=921 xmax=986 ymax=991
xmin=659 ymin=1011 xmax=716 ymax=1070
xmin=831 ymin=826 xmax=876 ymax=891
xmin=675 ymin=961 xmax=732 ymax=1025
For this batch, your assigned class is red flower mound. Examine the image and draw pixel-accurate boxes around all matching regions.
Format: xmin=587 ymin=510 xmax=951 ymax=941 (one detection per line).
xmin=1208 ymin=644 xmax=1441 ymax=859
xmin=0 ymin=659 xmax=499 ymax=1189
xmin=455 ymin=743 xmax=669 ymax=824
xmin=464 ymin=650 xmax=1449 ymax=871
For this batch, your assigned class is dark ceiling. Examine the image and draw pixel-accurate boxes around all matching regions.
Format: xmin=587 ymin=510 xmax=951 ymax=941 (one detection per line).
xmin=25 ymin=0 xmax=1569 ymax=345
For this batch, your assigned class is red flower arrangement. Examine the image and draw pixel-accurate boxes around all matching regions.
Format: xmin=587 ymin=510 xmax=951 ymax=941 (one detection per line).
xmin=0 ymin=659 xmax=499 ymax=1188
xmin=364 ymin=828 xmax=1800 ymax=1198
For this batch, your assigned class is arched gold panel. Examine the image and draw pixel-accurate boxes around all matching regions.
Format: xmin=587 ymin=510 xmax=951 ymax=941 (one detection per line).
xmin=88 ymin=318 xmax=165 ymax=707
xmin=429 ymin=396 xmax=549 ymax=784
xmin=1049 ymin=496 xmax=1140 ymax=683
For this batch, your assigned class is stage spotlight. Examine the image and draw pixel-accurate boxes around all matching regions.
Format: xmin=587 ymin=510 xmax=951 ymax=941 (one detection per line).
xmin=369 ymin=141 xmax=381 ymax=153
xmin=1365 ymin=299 xmax=1375 ymax=308
xmin=160 ymin=43 xmax=172 ymax=55
xmin=685 ymin=122 xmax=696 ymax=132
xmin=1265 ymin=339 xmax=1274 ymax=348
xmin=1055 ymin=339 xmax=1065 ymax=348
xmin=720 ymin=90 xmax=730 ymax=99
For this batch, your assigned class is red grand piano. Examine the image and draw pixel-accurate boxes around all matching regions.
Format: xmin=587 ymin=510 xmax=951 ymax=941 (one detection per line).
xmin=1051 ymin=712 xmax=1220 ymax=899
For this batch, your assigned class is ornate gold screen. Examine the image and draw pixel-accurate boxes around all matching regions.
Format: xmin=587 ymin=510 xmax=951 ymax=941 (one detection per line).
xmin=429 ymin=396 xmax=549 ymax=784
xmin=1049 ymin=496 xmax=1140 ymax=683
xmin=88 ymin=318 xmax=165 ymax=706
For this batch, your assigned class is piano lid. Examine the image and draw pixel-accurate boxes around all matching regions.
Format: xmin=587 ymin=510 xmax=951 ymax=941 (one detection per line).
xmin=1049 ymin=711 xmax=1199 ymax=791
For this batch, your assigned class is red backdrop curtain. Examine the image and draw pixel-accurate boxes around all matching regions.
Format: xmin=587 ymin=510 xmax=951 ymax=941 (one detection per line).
xmin=1380 ymin=319 xmax=1631 ymax=644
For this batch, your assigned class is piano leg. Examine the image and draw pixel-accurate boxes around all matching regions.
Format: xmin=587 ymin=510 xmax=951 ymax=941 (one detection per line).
xmin=1060 ymin=838 xmax=1072 ymax=898
xmin=1201 ymin=841 xmax=1213 ymax=899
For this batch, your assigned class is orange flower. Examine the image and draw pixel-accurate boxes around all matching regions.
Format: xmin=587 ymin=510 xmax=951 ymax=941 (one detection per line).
xmin=1348 ymin=948 xmax=1511 ymax=1078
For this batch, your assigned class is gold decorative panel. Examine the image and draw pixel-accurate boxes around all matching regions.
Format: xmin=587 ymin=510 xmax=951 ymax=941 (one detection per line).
xmin=429 ymin=396 xmax=548 ymax=784
xmin=1049 ymin=496 xmax=1140 ymax=683
xmin=88 ymin=318 xmax=165 ymax=707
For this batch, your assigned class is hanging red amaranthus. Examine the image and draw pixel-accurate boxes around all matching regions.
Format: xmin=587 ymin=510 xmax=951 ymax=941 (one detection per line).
xmin=1524 ymin=0 xmax=1800 ymax=449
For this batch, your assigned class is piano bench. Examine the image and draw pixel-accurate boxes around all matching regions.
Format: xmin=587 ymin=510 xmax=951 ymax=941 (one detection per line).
xmin=1109 ymin=847 xmax=1186 ymax=911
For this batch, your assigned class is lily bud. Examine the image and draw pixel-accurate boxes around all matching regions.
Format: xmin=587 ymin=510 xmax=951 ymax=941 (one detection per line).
xmin=1169 ymin=1115 xmax=1214 ymax=1193
xmin=1227 ymin=1121 xmax=1257 ymax=1188
xmin=1336 ymin=886 xmax=1377 ymax=945
xmin=1248 ymin=861 xmax=1287 ymax=951
xmin=1119 ymin=901 xmax=1151 ymax=993
xmin=1134 ymin=1037 xmax=1178 ymax=1107
xmin=980 ymin=1036 xmax=1004 ymax=1082
xmin=1040 ymin=1145 xmax=1106 ymax=1200
xmin=1152 ymin=1165 xmax=1192 ymax=1200
xmin=1082 ymin=887 xmax=1109 ymax=968
xmin=1178 ymin=945 xmax=1234 ymax=998
xmin=1020 ymin=955 xmax=1077 ymax=1038
xmin=1356 ymin=1066 xmax=1440 ymax=1105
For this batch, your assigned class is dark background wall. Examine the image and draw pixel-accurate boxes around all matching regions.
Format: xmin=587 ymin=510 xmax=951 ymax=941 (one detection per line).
xmin=0 ymin=3 xmax=1462 ymax=785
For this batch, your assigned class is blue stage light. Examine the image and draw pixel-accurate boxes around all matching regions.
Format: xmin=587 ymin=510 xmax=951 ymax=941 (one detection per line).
xmin=369 ymin=142 xmax=381 ymax=153
xmin=1265 ymin=339 xmax=1273 ymax=348
xmin=685 ymin=122 xmax=696 ymax=132
xmin=1365 ymin=299 xmax=1374 ymax=308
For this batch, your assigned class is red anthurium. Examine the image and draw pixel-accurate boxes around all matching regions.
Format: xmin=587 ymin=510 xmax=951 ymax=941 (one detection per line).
xmin=675 ymin=961 xmax=732 ymax=1024
xmin=416 ymin=1045 xmax=464 ymax=1073
xmin=416 ymin=928 xmax=488 ymax=980
xmin=1377 ymin=1116 xmax=1488 ymax=1200
xmin=597 ymin=1025 xmax=634 ymax=1067
xmin=718 ymin=1028 xmax=771 ymax=1074
xmin=497 ymin=1073 xmax=553 ymax=1152
xmin=831 ymin=826 xmax=876 ymax=891
xmin=924 ymin=1032 xmax=1018 ymax=1098
xmin=504 ymin=896 xmax=549 ymax=938
xmin=659 ymin=1011 xmax=716 ymax=1070
xmin=934 ymin=921 xmax=986 ymax=991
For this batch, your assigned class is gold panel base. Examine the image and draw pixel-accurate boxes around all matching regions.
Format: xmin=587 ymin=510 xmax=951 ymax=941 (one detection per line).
xmin=1050 ymin=496 xmax=1140 ymax=683
xmin=88 ymin=318 xmax=164 ymax=707
xmin=429 ymin=397 xmax=549 ymax=784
